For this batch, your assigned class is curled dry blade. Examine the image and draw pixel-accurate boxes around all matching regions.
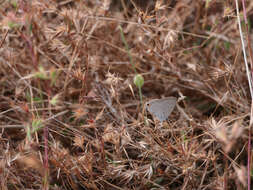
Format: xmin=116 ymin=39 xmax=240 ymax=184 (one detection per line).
xmin=94 ymin=82 xmax=122 ymax=124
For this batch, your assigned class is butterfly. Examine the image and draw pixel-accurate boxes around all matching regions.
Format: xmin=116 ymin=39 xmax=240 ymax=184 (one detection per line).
xmin=146 ymin=97 xmax=177 ymax=122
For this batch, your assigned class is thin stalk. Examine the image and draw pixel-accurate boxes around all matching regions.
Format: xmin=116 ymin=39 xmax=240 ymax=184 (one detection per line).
xmin=119 ymin=26 xmax=137 ymax=74
xmin=235 ymin=1 xmax=253 ymax=189
xmin=138 ymin=86 xmax=143 ymax=105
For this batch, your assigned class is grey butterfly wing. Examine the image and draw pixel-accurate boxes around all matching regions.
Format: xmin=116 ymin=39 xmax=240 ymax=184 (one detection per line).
xmin=146 ymin=97 xmax=177 ymax=122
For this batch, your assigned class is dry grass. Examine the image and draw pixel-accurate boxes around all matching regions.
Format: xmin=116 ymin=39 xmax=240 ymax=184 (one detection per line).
xmin=0 ymin=0 xmax=252 ymax=189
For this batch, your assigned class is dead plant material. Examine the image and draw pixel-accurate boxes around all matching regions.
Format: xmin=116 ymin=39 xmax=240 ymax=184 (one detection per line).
xmin=0 ymin=0 xmax=252 ymax=189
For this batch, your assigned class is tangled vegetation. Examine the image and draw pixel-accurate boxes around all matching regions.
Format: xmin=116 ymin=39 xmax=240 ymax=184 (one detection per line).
xmin=0 ymin=0 xmax=253 ymax=189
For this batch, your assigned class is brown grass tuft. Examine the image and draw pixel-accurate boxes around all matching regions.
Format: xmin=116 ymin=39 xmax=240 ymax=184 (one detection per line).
xmin=0 ymin=0 xmax=252 ymax=189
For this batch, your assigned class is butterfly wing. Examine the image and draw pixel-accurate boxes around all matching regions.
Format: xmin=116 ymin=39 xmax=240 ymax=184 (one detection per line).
xmin=146 ymin=97 xmax=177 ymax=122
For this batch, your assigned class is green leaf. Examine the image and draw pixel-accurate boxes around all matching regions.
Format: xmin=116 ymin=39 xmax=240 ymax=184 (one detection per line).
xmin=31 ymin=119 xmax=44 ymax=133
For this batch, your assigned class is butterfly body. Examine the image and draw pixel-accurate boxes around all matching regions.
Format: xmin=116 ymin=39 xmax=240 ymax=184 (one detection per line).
xmin=146 ymin=97 xmax=177 ymax=122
